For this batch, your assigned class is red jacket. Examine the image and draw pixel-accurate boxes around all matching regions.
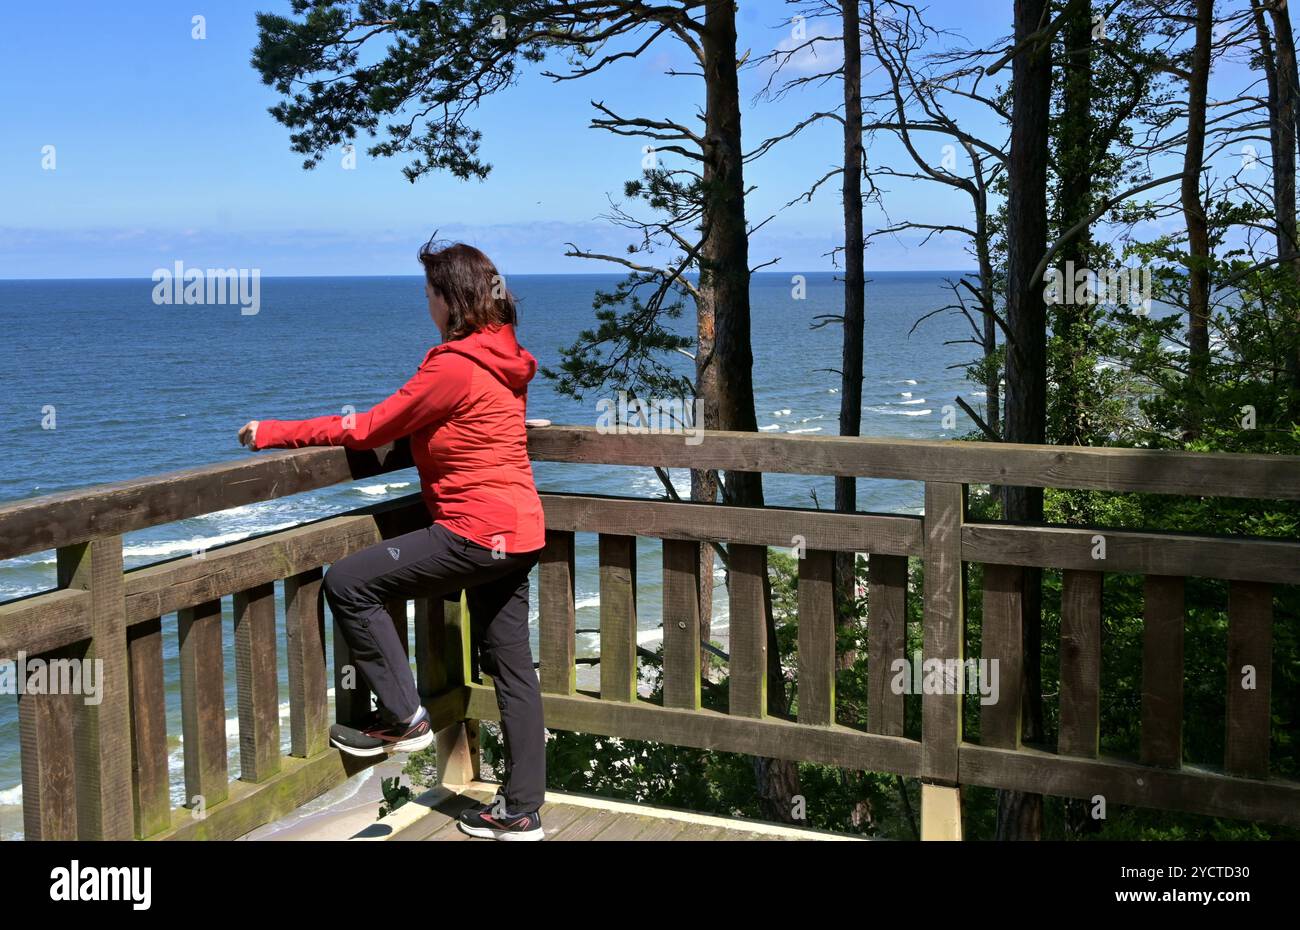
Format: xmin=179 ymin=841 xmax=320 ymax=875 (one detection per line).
xmin=253 ymin=323 xmax=546 ymax=553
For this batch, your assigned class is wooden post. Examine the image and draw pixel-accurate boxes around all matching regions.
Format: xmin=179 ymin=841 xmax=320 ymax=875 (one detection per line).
xmin=285 ymin=569 xmax=328 ymax=758
xmin=58 ymin=537 xmax=134 ymax=840
xmin=980 ymin=564 xmax=1024 ymax=749
xmin=728 ymin=543 xmax=768 ymax=718
xmin=599 ymin=534 xmax=638 ymax=702
xmin=921 ymin=483 xmax=965 ymax=781
xmin=435 ymin=591 xmax=478 ymax=787
xmin=920 ymin=783 xmax=963 ymax=840
xmin=661 ymin=538 xmax=702 ymax=711
xmin=126 ymin=618 xmax=171 ymax=837
xmin=233 ymin=584 xmax=281 ymax=783
xmin=797 ymin=549 xmax=836 ymax=726
xmin=178 ymin=599 xmax=229 ymax=808
xmin=539 ymin=530 xmax=577 ymax=696
xmin=18 ymin=645 xmax=78 ymax=840
xmin=1140 ymin=575 xmax=1184 ymax=768
xmin=867 ymin=554 xmax=908 ymax=736
xmin=921 ymin=483 xmax=965 ymax=839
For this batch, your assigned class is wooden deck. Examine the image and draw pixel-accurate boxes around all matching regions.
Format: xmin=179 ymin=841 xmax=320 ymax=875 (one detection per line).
xmin=387 ymin=781 xmax=866 ymax=841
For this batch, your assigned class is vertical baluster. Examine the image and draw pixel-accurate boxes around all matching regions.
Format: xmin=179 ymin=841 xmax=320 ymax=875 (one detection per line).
xmin=1140 ymin=575 xmax=1184 ymax=768
xmin=127 ymin=617 xmax=170 ymax=836
xmin=727 ymin=543 xmax=767 ymax=719
xmin=921 ymin=483 xmax=964 ymax=783
xmin=797 ymin=549 xmax=835 ymax=726
xmin=1058 ymin=570 xmax=1103 ymax=758
xmin=979 ymin=564 xmax=1023 ymax=749
xmin=58 ymin=537 xmax=133 ymax=839
xmin=1225 ymin=581 xmax=1273 ymax=778
xmin=598 ymin=534 xmax=638 ymax=702
xmin=540 ymin=530 xmax=577 ymax=696
xmin=284 ymin=568 xmax=328 ymax=758
xmin=434 ymin=592 xmax=478 ymax=786
xmin=233 ymin=584 xmax=281 ymax=783
xmin=18 ymin=645 xmax=78 ymax=840
xmin=178 ymin=598 xmax=228 ymax=808
xmin=867 ymin=554 xmax=909 ymax=737
xmin=661 ymin=538 xmax=701 ymax=710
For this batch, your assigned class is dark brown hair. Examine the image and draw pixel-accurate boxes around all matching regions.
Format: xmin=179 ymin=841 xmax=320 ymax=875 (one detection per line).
xmin=417 ymin=238 xmax=518 ymax=341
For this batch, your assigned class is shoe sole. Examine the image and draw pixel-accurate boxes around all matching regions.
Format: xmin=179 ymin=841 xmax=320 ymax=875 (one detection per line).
xmin=457 ymin=822 xmax=545 ymax=841
xmin=330 ymin=728 xmax=433 ymax=758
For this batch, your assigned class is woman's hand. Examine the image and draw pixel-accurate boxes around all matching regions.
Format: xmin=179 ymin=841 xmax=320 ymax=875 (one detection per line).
xmin=238 ymin=421 xmax=260 ymax=449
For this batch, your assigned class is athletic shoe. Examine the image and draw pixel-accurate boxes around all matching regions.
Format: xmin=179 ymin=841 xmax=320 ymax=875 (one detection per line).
xmin=456 ymin=804 xmax=544 ymax=841
xmin=329 ymin=709 xmax=432 ymax=757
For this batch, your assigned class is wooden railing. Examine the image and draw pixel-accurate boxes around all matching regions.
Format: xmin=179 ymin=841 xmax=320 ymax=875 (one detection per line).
xmin=1 ymin=426 xmax=1297 ymax=840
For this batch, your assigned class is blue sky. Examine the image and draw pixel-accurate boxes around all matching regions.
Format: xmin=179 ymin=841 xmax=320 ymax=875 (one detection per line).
xmin=0 ymin=1 xmax=1242 ymax=278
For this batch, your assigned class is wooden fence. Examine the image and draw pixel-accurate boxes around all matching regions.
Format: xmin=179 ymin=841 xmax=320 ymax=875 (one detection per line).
xmin=1 ymin=426 xmax=1296 ymax=840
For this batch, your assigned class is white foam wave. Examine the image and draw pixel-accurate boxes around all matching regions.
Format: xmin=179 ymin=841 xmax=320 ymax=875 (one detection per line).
xmin=355 ymin=482 xmax=413 ymax=496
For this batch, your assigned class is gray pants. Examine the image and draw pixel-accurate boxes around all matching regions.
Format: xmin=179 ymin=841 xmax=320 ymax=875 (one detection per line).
xmin=322 ymin=521 xmax=546 ymax=812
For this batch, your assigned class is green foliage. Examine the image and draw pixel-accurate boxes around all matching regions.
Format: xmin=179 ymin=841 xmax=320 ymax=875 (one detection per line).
xmin=378 ymin=775 xmax=413 ymax=818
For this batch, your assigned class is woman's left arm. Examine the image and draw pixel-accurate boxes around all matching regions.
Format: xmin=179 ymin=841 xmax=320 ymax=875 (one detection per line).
xmin=250 ymin=354 xmax=468 ymax=451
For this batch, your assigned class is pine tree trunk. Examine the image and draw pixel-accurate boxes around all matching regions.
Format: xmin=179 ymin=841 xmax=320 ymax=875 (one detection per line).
xmin=700 ymin=0 xmax=802 ymax=820
xmin=835 ymin=0 xmax=867 ymax=671
xmin=1182 ymin=0 xmax=1213 ymax=414
xmin=997 ymin=0 xmax=1053 ymax=841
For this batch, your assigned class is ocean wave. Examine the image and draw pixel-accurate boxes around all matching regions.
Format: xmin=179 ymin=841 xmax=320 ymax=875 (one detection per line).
xmin=355 ymin=481 xmax=413 ymax=496
xmin=123 ymin=522 xmax=301 ymax=559
xmin=866 ymin=405 xmax=932 ymax=417
xmin=787 ymin=427 xmax=823 ymax=434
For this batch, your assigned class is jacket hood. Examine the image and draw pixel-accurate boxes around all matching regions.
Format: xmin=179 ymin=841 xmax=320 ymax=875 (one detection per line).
xmin=425 ymin=323 xmax=537 ymax=392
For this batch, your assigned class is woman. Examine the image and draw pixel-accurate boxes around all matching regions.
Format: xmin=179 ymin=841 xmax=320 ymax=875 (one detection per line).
xmin=238 ymin=240 xmax=548 ymax=841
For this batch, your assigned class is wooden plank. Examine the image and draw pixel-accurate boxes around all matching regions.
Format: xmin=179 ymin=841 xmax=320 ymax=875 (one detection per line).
xmin=59 ymin=536 xmax=134 ymax=840
xmin=285 ymin=569 xmax=329 ymax=758
xmin=797 ymin=549 xmax=835 ymax=726
xmin=525 ymin=425 xmax=1300 ymax=501
xmin=466 ymin=685 xmax=922 ymax=777
xmin=867 ymin=554 xmax=908 ymax=737
xmin=1140 ymin=576 xmax=1184 ymax=769
xmin=127 ymin=618 xmax=171 ymax=837
xmin=540 ymin=492 xmax=921 ymax=556
xmin=1225 ymin=581 xmax=1273 ymax=779
xmin=598 ymin=534 xmax=638 ymax=703
xmin=18 ymin=647 xmax=78 ymax=840
xmin=178 ymin=598 xmax=228 ymax=809
xmin=233 ymin=584 xmax=281 ymax=783
xmin=661 ymin=539 xmax=702 ymax=711
xmin=0 ymin=440 xmax=414 ymax=562
xmin=548 ymin=807 xmax=621 ymax=841
xmin=960 ymin=743 xmax=1300 ymax=829
xmin=921 ymin=483 xmax=964 ymax=782
xmin=538 ymin=529 xmax=577 ymax=696
xmin=0 ymin=588 xmax=92 ymax=660
xmin=727 ymin=544 xmax=768 ymax=719
xmin=1058 ymin=570 xmax=1103 ymax=758
xmin=122 ymin=507 xmax=393 ymax=624
xmin=963 ymin=523 xmax=1300 ymax=585
xmin=979 ymin=564 xmax=1023 ymax=749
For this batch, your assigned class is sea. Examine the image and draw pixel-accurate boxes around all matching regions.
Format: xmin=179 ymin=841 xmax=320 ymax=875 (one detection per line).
xmin=0 ymin=271 xmax=984 ymax=836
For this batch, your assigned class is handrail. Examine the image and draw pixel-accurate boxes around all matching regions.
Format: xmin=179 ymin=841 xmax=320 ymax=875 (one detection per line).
xmin=3 ymin=424 xmax=1298 ymax=562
